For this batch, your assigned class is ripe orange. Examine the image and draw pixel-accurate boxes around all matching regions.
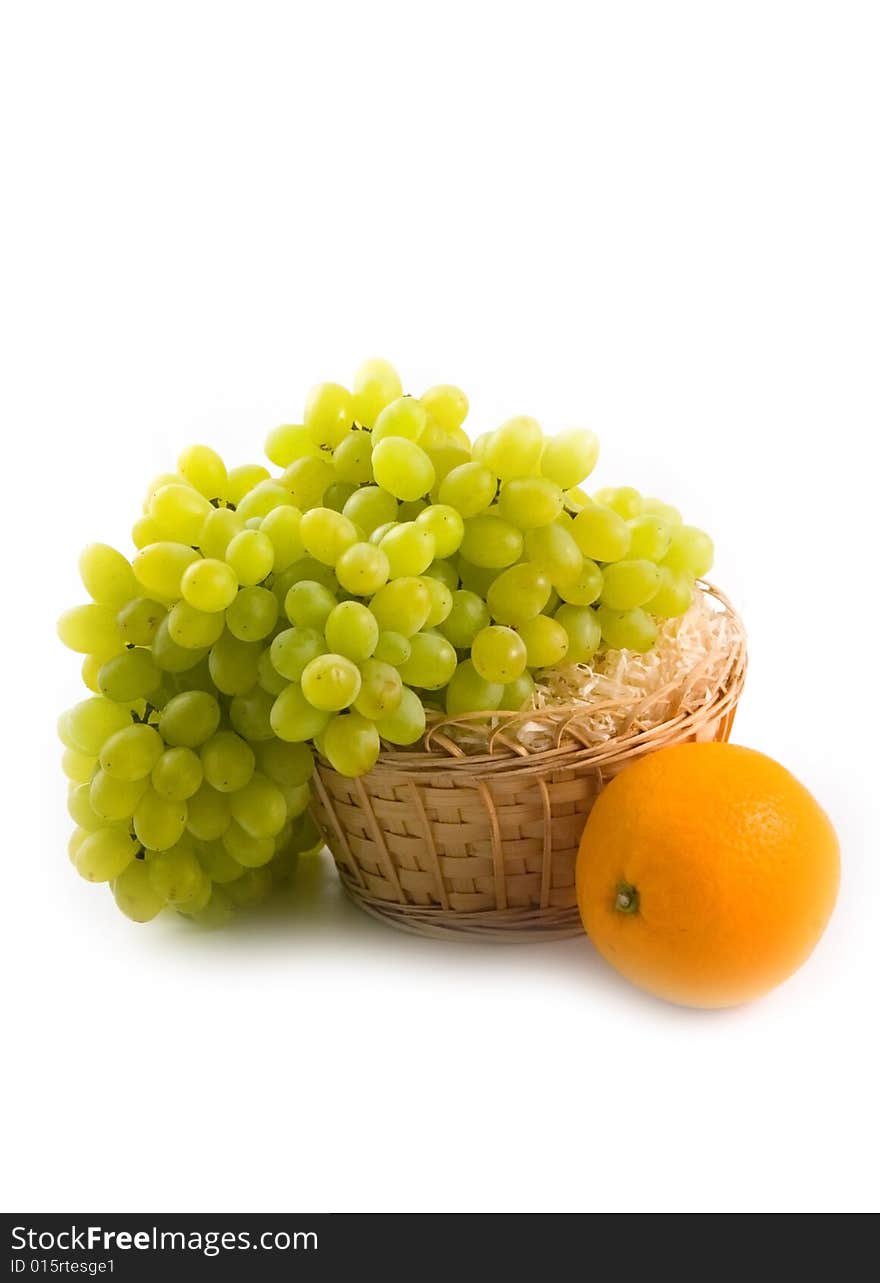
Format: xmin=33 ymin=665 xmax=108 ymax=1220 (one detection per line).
xmin=576 ymin=743 xmax=839 ymax=1007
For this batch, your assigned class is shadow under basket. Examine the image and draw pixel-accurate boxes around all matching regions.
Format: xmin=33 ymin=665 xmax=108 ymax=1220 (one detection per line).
xmin=310 ymin=583 xmax=747 ymax=942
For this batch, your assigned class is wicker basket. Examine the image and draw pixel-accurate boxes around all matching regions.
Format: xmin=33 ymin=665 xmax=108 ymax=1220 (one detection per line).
xmin=311 ymin=583 xmax=747 ymax=941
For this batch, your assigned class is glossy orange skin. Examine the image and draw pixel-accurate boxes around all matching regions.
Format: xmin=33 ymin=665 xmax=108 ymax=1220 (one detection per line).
xmin=576 ymin=743 xmax=840 ymax=1008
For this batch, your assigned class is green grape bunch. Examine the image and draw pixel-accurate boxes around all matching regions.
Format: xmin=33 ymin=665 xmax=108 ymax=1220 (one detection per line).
xmin=58 ymin=359 xmax=714 ymax=925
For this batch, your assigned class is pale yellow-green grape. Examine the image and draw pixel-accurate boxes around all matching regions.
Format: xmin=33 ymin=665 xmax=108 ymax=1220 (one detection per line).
xmin=420 ymin=576 xmax=453 ymax=627
xmin=80 ymin=655 xmax=102 ymax=693
xmin=58 ymin=603 xmax=122 ymax=657
xmin=278 ymin=780 xmax=311 ymax=819
xmin=324 ymin=481 xmax=357 ymax=514
xmin=79 ymin=543 xmax=139 ymax=608
xmin=147 ymin=840 xmax=206 ymax=903
xmin=222 ymin=821 xmax=275 ymax=868
xmin=198 ymin=840 xmax=245 ymax=884
xmin=178 ymin=444 xmax=228 ymax=501
xmin=459 ymin=514 xmax=523 ymax=569
xmin=256 ymin=739 xmax=314 ymax=788
xmin=374 ymin=686 xmax=426 ymax=746
xmin=229 ymin=772 xmax=288 ymax=838
xmin=257 ymin=647 xmax=289 ymax=696
xmin=270 ymin=683 xmax=332 ymax=742
xmin=414 ymin=504 xmax=465 ymax=558
xmin=151 ymin=747 xmax=204 ymax=801
xmin=342 ymin=485 xmax=398 ymax=534
xmin=264 ymin=423 xmax=318 ymax=468
xmin=373 ymin=632 xmax=412 ymax=667
xmin=596 ymin=605 xmax=657 ymax=653
xmin=133 ymin=541 xmax=201 ymax=599
xmin=150 ymin=483 xmax=212 ymax=544
xmin=524 ymin=524 xmax=583 ymax=587
xmin=208 ymin=631 xmax=261 ymax=695
xmin=641 ymin=497 xmax=683 ymax=526
xmin=486 ymin=563 xmax=551 ymax=626
xmin=186 ymin=783 xmax=231 ymax=841
xmin=225 ymin=529 xmax=274 ymax=586
xmin=418 ymin=422 xmax=471 ymax=484
xmin=158 ymin=690 xmax=221 ymax=747
xmin=168 ymin=600 xmax=227 ymax=649
xmin=117 ymin=597 xmax=166 ymax=645
xmin=180 ymin=558 xmax=238 ymax=612
xmin=285 ymin=579 xmax=338 ymax=630
xmin=270 ymin=626 xmax=327 ymax=682
xmin=68 ymin=782 xmax=107 ymax=831
xmin=648 ymin=567 xmax=694 ymax=618
xmin=540 ymin=429 xmax=600 ymax=489
xmin=281 ymin=455 xmax=335 ymax=509
xmin=369 ymin=577 xmax=432 ymax=635
xmin=200 ymin=731 xmax=255 ymax=793
xmin=420 ymin=384 xmax=468 ymax=432
xmin=304 ymin=381 xmax=354 ymax=447
xmin=571 ymin=506 xmax=632 ymax=563
xmin=143 ymin=472 xmax=181 ymax=511
xmin=235 ymin=480 xmax=297 ymax=522
xmin=301 ymin=653 xmax=362 ymax=711
xmin=599 ymin=560 xmax=662 ymax=610
xmin=456 ymin=559 xmax=501 ymax=598
xmin=484 ymin=416 xmax=543 ymax=481
xmin=397 ymin=497 xmax=427 ymax=521
xmin=445 ymin=660 xmax=503 ymax=715
xmin=354 ymin=659 xmax=403 ymax=720
xmin=199 ymin=506 xmax=245 ymax=560
xmin=398 ymin=633 xmax=457 ymax=690
xmin=471 ymin=626 xmax=527 ymax=683
xmin=321 ymin=712 xmax=381 ymax=777
xmin=335 ymin=541 xmax=390 ymax=596
xmin=225 ymin=866 xmax=273 ymax=906
xmin=260 ymin=506 xmax=304 ymax=572
xmin=332 ymin=428 xmax=374 ymax=483
xmin=372 ymin=437 xmax=436 ymax=502
xmin=60 ymin=697 xmax=132 ymax=756
xmin=131 ymin=515 xmax=162 ymax=549
xmin=112 ymin=860 xmax=166 ymax=922
xmin=368 ymin=521 xmax=397 ymax=546
xmin=152 ymin=617 xmax=208 ymax=672
xmin=554 ymin=604 xmax=601 ymax=663
xmin=556 ymin=559 xmax=603 ymax=606
xmin=229 ymin=687 xmax=276 ymax=741
xmin=594 ymin=486 xmax=642 ymax=519
xmin=62 ymin=747 xmax=97 ymax=785
xmin=518 ymin=615 xmax=570 ymax=668
xmin=440 ymin=590 xmax=490 ymax=648
xmin=372 ymin=396 xmax=428 ymax=444
xmin=227 ymin=463 xmax=271 ymax=507
xmin=379 ymin=522 xmax=436 ymax=578
xmin=75 ymin=827 xmax=138 ymax=882
xmin=324 ymin=601 xmax=379 ymax=662
xmin=498 ymin=671 xmax=536 ymax=711
xmin=437 ymin=462 xmax=496 ymax=517
xmin=299 ymin=507 xmax=358 ymax=566
xmin=134 ymin=788 xmax=187 ymax=851
xmin=423 ymin=558 xmax=459 ymax=591
xmin=97 ymin=648 xmax=162 ymax=703
xmin=563 ymin=486 xmax=592 ymax=513
xmin=352 ymin=358 xmax=403 ymax=428
xmin=226 ymin=586 xmax=278 ymax=642
xmin=627 ymin=515 xmax=672 ymax=562
xmin=100 ymin=724 xmax=164 ymax=781
xmin=277 ymin=558 xmax=337 ymax=599
xmin=497 ymin=478 xmax=564 ymax=529
xmin=662 ymin=525 xmax=714 ymax=578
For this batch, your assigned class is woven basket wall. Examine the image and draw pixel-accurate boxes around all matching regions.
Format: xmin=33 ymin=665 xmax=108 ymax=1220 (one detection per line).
xmin=310 ymin=584 xmax=747 ymax=941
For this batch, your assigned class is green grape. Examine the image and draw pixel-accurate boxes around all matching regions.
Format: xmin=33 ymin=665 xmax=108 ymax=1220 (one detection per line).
xmin=594 ymin=486 xmax=643 ymax=519
xmin=198 ymin=506 xmax=244 ymax=560
xmin=524 ymin=524 xmax=583 ymax=586
xmin=171 ymin=871 xmax=213 ymax=914
xmin=178 ymin=444 xmax=227 ymax=501
xmin=260 ymin=505 xmax=305 ymax=572
xmin=270 ymin=626 xmax=327 ymax=682
xmin=89 ymin=769 xmax=148 ymax=821
xmin=324 ymin=601 xmax=379 ymax=662
xmin=289 ymin=811 xmax=322 ymax=855
xmin=117 ymin=597 xmax=166 ymax=646
xmin=373 ymin=631 xmax=411 ymax=667
xmin=79 ymin=543 xmax=138 ymax=608
xmin=68 ymin=782 xmax=106 ymax=831
xmin=368 ymin=521 xmax=397 ymax=546
xmin=372 ymin=396 xmax=428 ymax=443
xmin=484 ymin=417 xmax=543 ymax=480
xmin=97 ymin=648 xmax=161 ymax=703
xmin=419 ymin=421 xmax=471 ymax=483
xmin=440 ymin=590 xmax=490 ymax=647
xmin=57 ymin=603 xmax=121 ymax=656
xmin=596 ymin=605 xmax=657 ymax=653
xmin=422 ymin=558 xmax=459 ymax=591
xmin=563 ymin=486 xmax=592 ymax=513
xmin=152 ymin=620 xmax=211 ymax=677
xmin=398 ymin=632 xmax=457 ymax=689
xmin=374 ymin=686 xmax=426 ymax=746
xmin=229 ymin=771 xmax=288 ymax=838
xmin=599 ymin=559 xmax=662 ymax=610
xmin=134 ymin=789 xmax=188 ymax=851
xmin=324 ymin=481 xmax=357 ymax=512
xmin=112 ymin=860 xmax=166 ymax=921
xmin=278 ymin=780 xmax=311 ymax=819
xmin=627 ymin=515 xmax=672 ymax=562
xmin=662 ymin=525 xmax=714 ymax=578
xmin=208 ymin=631 xmax=260 ymax=695
xmin=379 ymin=522 xmax=435 ymax=577
xmin=256 ymin=739 xmax=314 ymax=788
xmin=471 ymin=626 xmax=527 ymax=683
xmin=301 ymin=653 xmax=362 ymax=711
xmin=264 ymin=422 xmax=317 ymax=468
xmin=304 ymin=382 xmax=354 ymax=447
xmin=445 ymin=660 xmax=503 ymax=715
xmin=420 ymin=384 xmax=468 ymax=432
xmin=335 ymin=541 xmax=390 ymax=596
xmin=556 ymin=559 xmax=603 ymax=606
xmin=80 ymin=654 xmax=103 ymax=693
xmin=554 ymin=604 xmax=601 ymax=663
xmin=518 ymin=615 xmax=569 ymax=667
xmin=281 ymin=455 xmax=335 ymax=509
xmin=354 ymin=659 xmax=403 ymax=719
xmin=76 ymin=827 xmax=138 ymax=882
xmin=229 ymin=686 xmax=276 ymax=741
xmin=497 ymin=478 xmax=564 ymax=529
xmin=143 ymin=472 xmax=181 ymax=510
xmin=150 ymin=483 xmax=212 ymax=544
xmin=459 ymin=514 xmax=523 ymax=568
xmin=186 ymin=783 xmax=231 ymax=841
xmin=227 ymin=463 xmax=271 ymax=506
xmin=414 ymin=504 xmax=464 ymax=558
xmin=200 ymin=731 xmax=256 ymax=792
xmin=224 ymin=866 xmax=273 ymax=906
xmin=226 ymin=586 xmax=278 ymax=642
xmin=353 ymin=358 xmax=403 ymax=428
xmin=420 ymin=576 xmax=453 ymax=627
xmin=168 ymin=600 xmax=227 ymax=649
xmin=100 ymin=724 xmax=164 ymax=781
xmin=151 ymin=747 xmax=204 ymax=801
xmin=332 ymin=428 xmax=374 ymax=483
xmin=158 ymin=690 xmax=220 ymax=747
xmin=486 ymin=563 xmax=551 ymax=626
xmin=641 ymin=497 xmax=683 ymax=525
xmin=284 ymin=579 xmax=337 ymax=630
xmin=342 ymin=485 xmax=398 ymax=534
xmin=498 ymin=670 xmax=536 ymax=711
xmin=257 ymin=646 xmax=289 ymax=696
xmin=300 ymin=507 xmax=358 ymax=565
xmin=540 ymin=428 xmax=600 ymax=489
xmin=456 ymin=559 xmax=501 ymax=598
xmin=437 ymin=462 xmax=496 ymax=517
xmin=235 ymin=480 xmax=296 ymax=523
xmin=225 ymin=529 xmax=274 ymax=586
xmin=321 ymin=712 xmax=381 ymax=777
xmin=131 ymin=515 xmax=162 ymax=549
xmin=372 ymin=437 xmax=436 ymax=502
xmin=370 ymin=577 xmax=432 ymax=635
xmin=198 ymin=840 xmax=245 ymax=884
xmin=61 ymin=697 xmax=132 ymax=756
xmin=147 ymin=840 xmax=206 ymax=902
xmin=270 ymin=684 xmax=332 ymax=742
xmin=222 ymin=823 xmax=275 ymax=868
xmin=648 ymin=566 xmax=694 ymax=618
xmin=133 ymin=541 xmax=201 ymax=599
xmin=571 ymin=506 xmax=632 ymax=562
xmin=62 ymin=747 xmax=97 ymax=784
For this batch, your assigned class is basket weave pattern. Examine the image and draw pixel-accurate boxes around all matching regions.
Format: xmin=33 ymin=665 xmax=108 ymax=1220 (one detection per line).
xmin=311 ymin=585 xmax=747 ymax=940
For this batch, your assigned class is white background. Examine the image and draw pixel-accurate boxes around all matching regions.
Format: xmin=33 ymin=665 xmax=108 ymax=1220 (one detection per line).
xmin=1 ymin=1 xmax=877 ymax=1215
